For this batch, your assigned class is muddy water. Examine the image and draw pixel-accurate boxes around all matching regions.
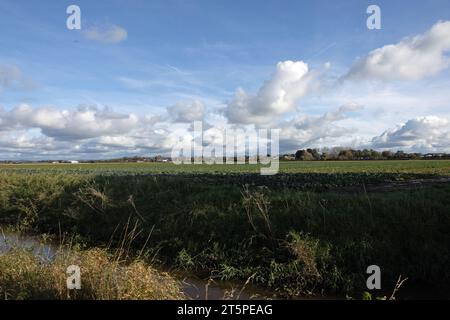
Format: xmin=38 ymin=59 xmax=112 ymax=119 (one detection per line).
xmin=2 ymin=231 xmax=448 ymax=300
xmin=177 ymin=275 xmax=273 ymax=300
xmin=0 ymin=230 xmax=272 ymax=300
xmin=0 ymin=231 xmax=56 ymax=261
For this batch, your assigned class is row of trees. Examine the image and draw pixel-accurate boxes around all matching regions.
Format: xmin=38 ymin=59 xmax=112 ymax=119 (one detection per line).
xmin=290 ymin=148 xmax=450 ymax=161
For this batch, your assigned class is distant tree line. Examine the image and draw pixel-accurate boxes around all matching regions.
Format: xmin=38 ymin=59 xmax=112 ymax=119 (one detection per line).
xmin=282 ymin=148 xmax=450 ymax=161
xmin=2 ymin=149 xmax=450 ymax=164
xmin=84 ymin=155 xmax=170 ymax=163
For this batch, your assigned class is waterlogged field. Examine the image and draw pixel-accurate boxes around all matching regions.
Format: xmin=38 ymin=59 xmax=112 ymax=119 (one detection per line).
xmin=0 ymin=160 xmax=450 ymax=299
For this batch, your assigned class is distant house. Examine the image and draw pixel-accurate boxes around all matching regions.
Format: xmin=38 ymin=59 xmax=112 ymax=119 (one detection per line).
xmin=69 ymin=160 xmax=79 ymax=164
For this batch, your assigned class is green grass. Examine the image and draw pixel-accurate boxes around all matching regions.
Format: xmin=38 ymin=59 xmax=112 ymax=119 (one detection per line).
xmin=0 ymin=168 xmax=449 ymax=298
xmin=1 ymin=159 xmax=450 ymax=175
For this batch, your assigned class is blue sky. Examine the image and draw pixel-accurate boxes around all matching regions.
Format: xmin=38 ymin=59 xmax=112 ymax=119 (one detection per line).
xmin=1 ymin=0 xmax=450 ymax=159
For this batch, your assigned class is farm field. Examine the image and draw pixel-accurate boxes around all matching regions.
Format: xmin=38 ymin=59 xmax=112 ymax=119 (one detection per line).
xmin=1 ymin=160 xmax=450 ymax=299
xmin=1 ymin=159 xmax=450 ymax=175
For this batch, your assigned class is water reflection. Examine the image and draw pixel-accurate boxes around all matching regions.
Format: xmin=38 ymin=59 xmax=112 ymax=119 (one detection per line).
xmin=0 ymin=230 xmax=57 ymax=261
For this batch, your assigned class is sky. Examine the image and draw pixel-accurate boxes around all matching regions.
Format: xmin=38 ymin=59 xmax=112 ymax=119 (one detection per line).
xmin=1 ymin=0 xmax=450 ymax=160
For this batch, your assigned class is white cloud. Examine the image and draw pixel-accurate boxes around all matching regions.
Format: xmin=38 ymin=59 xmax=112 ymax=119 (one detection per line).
xmin=225 ymin=60 xmax=314 ymax=125
xmin=370 ymin=116 xmax=450 ymax=152
xmin=1 ymin=102 xmax=449 ymax=159
xmin=279 ymin=103 xmax=364 ymax=151
xmin=84 ymin=24 xmax=128 ymax=44
xmin=346 ymin=20 xmax=450 ymax=81
xmin=0 ymin=104 xmax=190 ymax=159
xmin=0 ymin=105 xmax=139 ymax=140
xmin=97 ymin=135 xmax=139 ymax=148
xmin=167 ymin=100 xmax=205 ymax=122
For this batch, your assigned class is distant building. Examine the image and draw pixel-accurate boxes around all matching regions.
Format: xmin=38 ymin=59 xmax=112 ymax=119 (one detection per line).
xmin=69 ymin=160 xmax=79 ymax=164
xmin=281 ymin=154 xmax=296 ymax=161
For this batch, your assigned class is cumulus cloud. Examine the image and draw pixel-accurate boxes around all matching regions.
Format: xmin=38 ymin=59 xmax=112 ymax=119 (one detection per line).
xmin=0 ymin=105 xmax=139 ymax=140
xmin=167 ymin=100 xmax=205 ymax=122
xmin=346 ymin=20 xmax=450 ymax=81
xmin=369 ymin=116 xmax=450 ymax=152
xmin=280 ymin=103 xmax=364 ymax=151
xmin=2 ymin=102 xmax=449 ymax=160
xmin=0 ymin=131 xmax=70 ymax=160
xmin=225 ymin=60 xmax=314 ymax=125
xmin=0 ymin=104 xmax=188 ymax=159
xmin=84 ymin=24 xmax=128 ymax=43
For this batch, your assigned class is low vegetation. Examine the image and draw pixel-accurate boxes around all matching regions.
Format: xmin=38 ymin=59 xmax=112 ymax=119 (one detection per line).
xmin=0 ymin=243 xmax=183 ymax=300
xmin=0 ymin=162 xmax=449 ymax=298
xmin=0 ymin=159 xmax=450 ymax=175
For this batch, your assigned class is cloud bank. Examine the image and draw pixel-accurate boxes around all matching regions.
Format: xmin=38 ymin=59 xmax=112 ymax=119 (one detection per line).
xmin=0 ymin=105 xmax=139 ymax=140
xmin=370 ymin=116 xmax=450 ymax=152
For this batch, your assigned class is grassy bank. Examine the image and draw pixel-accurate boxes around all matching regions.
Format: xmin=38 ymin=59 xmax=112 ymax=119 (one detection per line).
xmin=0 ymin=243 xmax=183 ymax=300
xmin=0 ymin=171 xmax=449 ymax=298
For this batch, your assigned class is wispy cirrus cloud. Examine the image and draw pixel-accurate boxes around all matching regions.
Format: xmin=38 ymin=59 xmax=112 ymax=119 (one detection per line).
xmin=116 ymin=76 xmax=149 ymax=89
